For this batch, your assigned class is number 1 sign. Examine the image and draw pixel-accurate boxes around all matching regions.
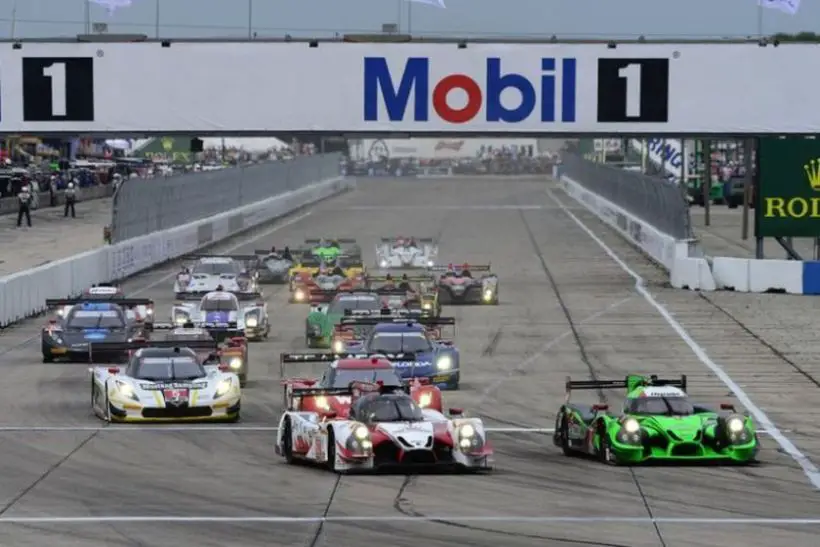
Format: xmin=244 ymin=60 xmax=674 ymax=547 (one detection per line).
xmin=22 ymin=57 xmax=95 ymax=122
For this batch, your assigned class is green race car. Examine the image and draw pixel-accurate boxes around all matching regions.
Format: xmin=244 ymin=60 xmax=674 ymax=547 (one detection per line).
xmin=305 ymin=238 xmax=360 ymax=262
xmin=305 ymin=290 xmax=384 ymax=348
xmin=553 ymin=374 xmax=758 ymax=465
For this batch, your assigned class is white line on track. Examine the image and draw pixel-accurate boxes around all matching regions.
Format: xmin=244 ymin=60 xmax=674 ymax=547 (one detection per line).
xmin=0 ymin=515 xmax=818 ymax=525
xmin=548 ymin=188 xmax=820 ymax=490
xmin=0 ymin=426 xmax=782 ymax=434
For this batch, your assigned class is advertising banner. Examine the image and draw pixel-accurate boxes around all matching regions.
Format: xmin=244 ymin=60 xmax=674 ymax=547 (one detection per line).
xmin=756 ymin=137 xmax=820 ymax=238
xmin=0 ymin=42 xmax=817 ymax=134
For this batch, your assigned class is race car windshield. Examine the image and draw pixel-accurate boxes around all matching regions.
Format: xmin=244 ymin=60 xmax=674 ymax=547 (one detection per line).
xmin=328 ymin=296 xmax=380 ymax=315
xmin=361 ymin=396 xmax=424 ymax=423
xmin=627 ymin=396 xmax=694 ymax=416
xmin=66 ymin=309 xmax=124 ymax=329
xmin=369 ymin=332 xmax=431 ymax=353
xmin=201 ymin=297 xmax=238 ymax=311
xmin=329 ymin=368 xmax=403 ymax=388
xmin=136 ymin=357 xmax=204 ymax=381
xmin=192 ymin=262 xmax=239 ymax=276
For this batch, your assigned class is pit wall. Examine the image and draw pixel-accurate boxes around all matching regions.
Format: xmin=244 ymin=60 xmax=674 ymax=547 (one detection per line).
xmin=556 ymin=170 xmax=820 ymax=295
xmin=0 ymin=176 xmax=353 ymax=327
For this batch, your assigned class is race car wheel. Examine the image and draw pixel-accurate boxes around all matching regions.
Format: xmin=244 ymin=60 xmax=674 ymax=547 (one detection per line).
xmin=327 ymin=428 xmax=339 ymax=473
xmin=557 ymin=414 xmax=573 ymax=456
xmin=598 ymin=432 xmax=613 ymax=464
xmin=282 ymin=418 xmax=296 ymax=464
xmin=42 ymin=351 xmax=54 ymax=363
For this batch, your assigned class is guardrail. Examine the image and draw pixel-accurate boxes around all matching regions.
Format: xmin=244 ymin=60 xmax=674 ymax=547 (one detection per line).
xmin=560 ymin=150 xmax=693 ymax=240
xmin=0 ymin=175 xmax=353 ymax=327
xmin=111 ymin=154 xmax=342 ymax=243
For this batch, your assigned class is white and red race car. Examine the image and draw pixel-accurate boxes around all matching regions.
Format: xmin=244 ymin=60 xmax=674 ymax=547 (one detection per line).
xmin=275 ymin=379 xmax=493 ymax=473
xmin=56 ymin=284 xmax=154 ymax=326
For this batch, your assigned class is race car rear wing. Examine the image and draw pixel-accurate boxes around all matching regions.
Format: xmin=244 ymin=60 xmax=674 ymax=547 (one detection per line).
xmin=279 ymin=351 xmax=417 ymax=382
xmin=379 ymin=237 xmax=435 ymax=243
xmin=150 ymin=322 xmax=245 ymax=343
xmin=232 ymin=291 xmax=263 ymax=302
xmin=88 ymin=340 xmax=220 ymax=362
xmin=305 ymin=238 xmax=357 ymax=245
xmin=365 ymin=275 xmax=435 ymax=283
xmin=182 ymin=254 xmax=260 ymax=262
xmin=174 ymin=291 xmax=210 ymax=300
xmin=45 ymin=298 xmax=153 ymax=309
xmin=565 ymin=375 xmax=688 ymax=401
xmin=429 ymin=264 xmax=492 ymax=272
xmin=338 ymin=316 xmax=455 ymax=327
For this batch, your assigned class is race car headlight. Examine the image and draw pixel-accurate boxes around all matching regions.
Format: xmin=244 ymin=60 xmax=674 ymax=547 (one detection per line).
xmin=315 ymin=396 xmax=330 ymax=411
xmin=427 ymin=260 xmax=434 ymax=267
xmin=623 ymin=418 xmax=640 ymax=433
xmin=294 ymin=289 xmax=305 ymax=301
xmin=214 ymin=379 xmax=233 ymax=398
xmin=436 ymin=356 xmax=452 ymax=370
xmin=245 ymin=315 xmax=258 ymax=328
xmin=379 ymin=260 xmax=388 ymax=268
xmin=57 ymin=309 xmax=65 ymax=317
xmin=229 ymin=357 xmax=242 ymax=370
xmin=346 ymin=424 xmax=373 ymax=453
xmin=116 ymin=381 xmax=139 ymax=401
xmin=422 ymin=302 xmax=432 ymax=310
xmin=174 ymin=313 xmax=188 ymax=325
xmin=418 ymin=391 xmax=432 ymax=408
xmin=146 ymin=307 xmax=153 ymax=316
xmin=457 ymin=423 xmax=483 ymax=451
xmin=726 ymin=415 xmax=752 ymax=444
xmin=727 ymin=417 xmax=744 ymax=433
xmin=353 ymin=425 xmax=369 ymax=440
xmin=483 ymin=289 xmax=494 ymax=301
xmin=333 ymin=339 xmax=345 ymax=353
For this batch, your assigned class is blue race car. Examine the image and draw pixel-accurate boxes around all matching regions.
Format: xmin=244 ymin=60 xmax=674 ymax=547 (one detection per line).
xmin=42 ymin=299 xmax=150 ymax=363
xmin=343 ymin=315 xmax=460 ymax=389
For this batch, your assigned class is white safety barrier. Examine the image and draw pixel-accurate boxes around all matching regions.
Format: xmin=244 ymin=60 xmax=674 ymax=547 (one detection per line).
xmin=558 ymin=171 xmax=820 ymax=295
xmin=0 ymin=177 xmax=352 ymax=327
xmin=559 ymin=174 xmax=691 ymax=271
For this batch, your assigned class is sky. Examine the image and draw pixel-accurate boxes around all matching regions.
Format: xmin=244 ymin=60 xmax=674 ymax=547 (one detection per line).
xmin=0 ymin=0 xmax=814 ymax=40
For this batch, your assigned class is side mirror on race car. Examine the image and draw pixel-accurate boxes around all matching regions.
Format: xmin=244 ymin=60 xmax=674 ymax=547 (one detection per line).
xmin=592 ymin=404 xmax=609 ymax=412
xmin=107 ymin=367 xmax=119 ymax=374
xmin=720 ymin=403 xmax=737 ymax=411
xmin=448 ymin=408 xmax=463 ymax=416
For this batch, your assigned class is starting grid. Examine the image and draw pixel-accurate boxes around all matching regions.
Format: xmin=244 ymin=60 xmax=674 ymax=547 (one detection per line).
xmin=0 ymin=515 xmax=817 ymax=525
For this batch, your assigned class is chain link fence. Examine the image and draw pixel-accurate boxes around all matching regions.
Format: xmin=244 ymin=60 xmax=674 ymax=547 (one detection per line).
xmin=560 ymin=148 xmax=693 ymax=240
xmin=110 ymin=154 xmax=342 ymax=243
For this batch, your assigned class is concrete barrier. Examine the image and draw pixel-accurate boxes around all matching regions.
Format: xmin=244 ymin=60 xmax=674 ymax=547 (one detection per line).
xmin=0 ymin=176 xmax=352 ymax=327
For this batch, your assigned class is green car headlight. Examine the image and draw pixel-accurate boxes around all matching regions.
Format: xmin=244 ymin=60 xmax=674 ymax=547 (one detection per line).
xmin=726 ymin=415 xmax=751 ymax=444
xmin=616 ymin=418 xmax=642 ymax=444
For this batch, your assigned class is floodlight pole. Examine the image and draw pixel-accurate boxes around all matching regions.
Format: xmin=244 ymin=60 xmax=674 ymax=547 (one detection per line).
xmin=702 ymin=139 xmax=711 ymax=227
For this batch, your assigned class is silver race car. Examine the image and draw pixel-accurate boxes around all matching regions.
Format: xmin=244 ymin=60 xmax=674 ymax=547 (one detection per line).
xmin=276 ymin=381 xmax=493 ymax=472
xmin=171 ymin=290 xmax=269 ymax=341
xmin=375 ymin=237 xmax=437 ymax=269
xmin=89 ymin=341 xmax=241 ymax=423
xmin=254 ymin=247 xmax=295 ymax=283
xmin=173 ymin=255 xmax=259 ymax=297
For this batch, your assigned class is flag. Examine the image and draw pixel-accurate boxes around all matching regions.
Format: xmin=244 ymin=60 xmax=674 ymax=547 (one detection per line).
xmin=89 ymin=0 xmax=135 ymax=14
xmin=759 ymin=0 xmax=800 ymax=15
xmin=406 ymin=0 xmax=447 ymax=8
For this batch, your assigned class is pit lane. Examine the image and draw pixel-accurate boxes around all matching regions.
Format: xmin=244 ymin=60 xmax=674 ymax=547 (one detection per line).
xmin=0 ymin=177 xmax=818 ymax=547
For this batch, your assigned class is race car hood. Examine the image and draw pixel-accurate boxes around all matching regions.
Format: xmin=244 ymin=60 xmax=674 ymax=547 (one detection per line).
xmin=374 ymin=421 xmax=435 ymax=449
xmin=635 ymin=415 xmax=708 ymax=442
xmin=60 ymin=329 xmax=129 ymax=347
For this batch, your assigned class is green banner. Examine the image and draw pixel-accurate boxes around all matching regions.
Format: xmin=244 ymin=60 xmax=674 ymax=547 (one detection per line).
xmin=756 ymin=137 xmax=820 ymax=238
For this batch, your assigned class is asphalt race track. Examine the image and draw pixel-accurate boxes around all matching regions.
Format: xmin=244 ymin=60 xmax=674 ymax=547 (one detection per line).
xmin=0 ymin=176 xmax=818 ymax=547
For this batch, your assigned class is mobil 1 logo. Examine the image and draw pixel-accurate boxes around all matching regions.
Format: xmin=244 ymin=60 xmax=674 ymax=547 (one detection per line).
xmin=22 ymin=57 xmax=95 ymax=122
xmin=596 ymin=58 xmax=669 ymax=123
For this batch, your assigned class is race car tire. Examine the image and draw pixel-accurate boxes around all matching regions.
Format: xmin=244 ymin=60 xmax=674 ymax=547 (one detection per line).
xmin=282 ymin=418 xmax=296 ymax=464
xmin=327 ymin=427 xmax=339 ymax=473
xmin=42 ymin=353 xmax=54 ymax=363
xmin=598 ymin=430 xmax=614 ymax=464
xmin=556 ymin=414 xmax=573 ymax=456
xmin=239 ymin=374 xmax=247 ymax=388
